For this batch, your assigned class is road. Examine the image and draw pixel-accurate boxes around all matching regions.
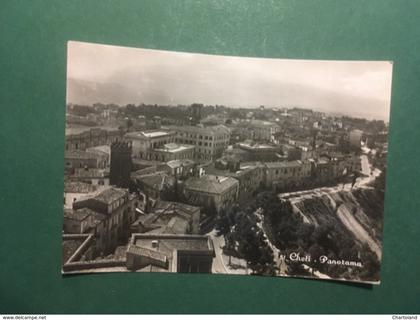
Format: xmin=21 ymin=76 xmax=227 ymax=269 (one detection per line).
xmin=360 ymin=154 xmax=371 ymax=176
xmin=208 ymin=230 xmax=228 ymax=274
xmin=335 ymin=204 xmax=382 ymax=259
xmin=208 ymin=230 xmax=248 ymax=275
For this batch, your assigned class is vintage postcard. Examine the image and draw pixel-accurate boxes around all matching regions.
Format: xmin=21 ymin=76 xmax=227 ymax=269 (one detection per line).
xmin=63 ymin=41 xmax=392 ymax=284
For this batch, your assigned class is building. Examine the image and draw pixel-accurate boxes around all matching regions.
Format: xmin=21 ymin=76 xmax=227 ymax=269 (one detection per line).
xmin=125 ymin=130 xmax=176 ymax=158
xmin=233 ymin=119 xmax=280 ymax=142
xmin=62 ymin=233 xmax=215 ymax=274
xmin=131 ymin=200 xmax=201 ymax=235
xmin=86 ymin=145 xmax=111 ymax=166
xmin=205 ymin=162 xmax=266 ymax=199
xmin=63 ymin=208 xmax=99 ymax=234
xmin=65 ymin=149 xmax=108 ymax=172
xmin=62 ymin=233 xmax=127 ymax=274
xmin=62 ymin=234 xmax=95 ymax=267
xmin=110 ymin=141 xmax=132 ymax=188
xmin=349 ymin=129 xmax=363 ymax=147
xmin=63 ymin=181 xmax=99 ymax=209
xmin=169 ymin=125 xmax=231 ymax=161
xmin=162 ymin=159 xmax=196 ymax=177
xmin=231 ymin=141 xmax=283 ymax=162
xmin=65 ymin=127 xmax=124 ymax=151
xmin=71 ymin=168 xmax=110 ymax=186
xmin=73 ymin=187 xmax=138 ymax=254
xmin=183 ymin=174 xmax=239 ymax=213
xmin=133 ymin=172 xmax=175 ymax=208
xmin=147 ymin=143 xmax=195 ymax=162
xmin=126 ymin=234 xmax=215 ymax=273
xmin=264 ymin=160 xmax=312 ymax=190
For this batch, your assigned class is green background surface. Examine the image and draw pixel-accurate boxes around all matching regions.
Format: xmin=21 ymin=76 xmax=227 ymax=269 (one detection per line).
xmin=1 ymin=0 xmax=419 ymax=314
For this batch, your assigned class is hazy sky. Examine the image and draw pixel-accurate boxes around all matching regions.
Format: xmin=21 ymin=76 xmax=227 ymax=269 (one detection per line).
xmin=67 ymin=41 xmax=393 ymax=121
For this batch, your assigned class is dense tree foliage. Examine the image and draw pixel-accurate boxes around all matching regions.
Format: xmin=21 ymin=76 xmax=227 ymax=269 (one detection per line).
xmin=215 ymin=206 xmax=275 ymax=275
xmin=254 ymin=191 xmax=381 ymax=281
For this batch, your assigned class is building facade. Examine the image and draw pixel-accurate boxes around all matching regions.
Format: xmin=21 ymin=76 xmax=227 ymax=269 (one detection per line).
xmin=73 ymin=187 xmax=138 ymax=255
xmin=183 ymin=174 xmax=239 ymax=213
xmin=65 ymin=127 xmax=124 ymax=151
xmin=168 ymin=125 xmax=231 ymax=162
xmin=125 ymin=130 xmax=176 ymax=158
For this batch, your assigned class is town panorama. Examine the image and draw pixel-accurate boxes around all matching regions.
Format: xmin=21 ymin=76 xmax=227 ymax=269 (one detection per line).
xmin=63 ymin=102 xmax=388 ymax=283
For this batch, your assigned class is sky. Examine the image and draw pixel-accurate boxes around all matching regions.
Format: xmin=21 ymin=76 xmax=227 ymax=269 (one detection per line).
xmin=67 ymin=41 xmax=393 ymax=121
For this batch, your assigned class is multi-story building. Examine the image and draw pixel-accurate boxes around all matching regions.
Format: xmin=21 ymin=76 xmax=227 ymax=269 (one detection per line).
xmin=264 ymin=160 xmax=312 ymax=190
xmin=71 ymin=168 xmax=110 ymax=187
xmin=126 ymin=234 xmax=215 ymax=273
xmin=169 ymin=125 xmax=231 ymax=161
xmin=65 ymin=127 xmax=124 ymax=151
xmin=125 ymin=130 xmax=176 ymax=158
xmin=130 ymin=200 xmax=201 ymax=235
xmin=183 ymin=174 xmax=239 ymax=213
xmin=73 ymin=187 xmax=138 ymax=255
xmin=162 ymin=159 xmax=196 ymax=177
xmin=205 ymin=161 xmax=266 ymax=199
xmin=65 ymin=149 xmax=109 ymax=172
xmin=233 ymin=120 xmax=280 ymax=142
xmin=145 ymin=143 xmax=195 ymax=162
xmin=63 ymin=181 xmax=100 ymax=209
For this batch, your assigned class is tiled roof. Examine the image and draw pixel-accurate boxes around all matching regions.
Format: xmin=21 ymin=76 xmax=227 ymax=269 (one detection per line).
xmin=93 ymin=187 xmax=127 ymax=204
xmin=64 ymin=208 xmax=94 ymax=221
xmin=265 ymin=160 xmax=303 ymax=169
xmin=165 ymin=159 xmax=195 ymax=168
xmin=164 ymin=217 xmax=189 ymax=234
xmin=126 ymin=130 xmax=173 ymax=139
xmin=155 ymin=200 xmax=200 ymax=217
xmin=184 ymin=175 xmax=238 ymax=194
xmin=134 ymin=234 xmax=213 ymax=252
xmin=73 ymin=168 xmax=108 ymax=178
xmin=127 ymin=244 xmax=168 ymax=263
xmin=155 ymin=143 xmax=195 ymax=153
xmin=166 ymin=124 xmax=230 ymax=135
xmin=65 ymin=150 xmax=99 ymax=160
xmin=64 ymin=181 xmax=98 ymax=193
xmin=138 ymin=173 xmax=173 ymax=189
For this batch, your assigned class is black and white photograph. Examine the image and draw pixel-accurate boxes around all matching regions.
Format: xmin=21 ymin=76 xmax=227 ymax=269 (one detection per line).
xmin=63 ymin=41 xmax=392 ymax=284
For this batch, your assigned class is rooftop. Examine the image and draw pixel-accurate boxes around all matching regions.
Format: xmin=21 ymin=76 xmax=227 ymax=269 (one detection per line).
xmin=73 ymin=168 xmax=108 ymax=178
xmin=127 ymin=244 xmax=168 ymax=264
xmin=184 ymin=174 xmax=238 ymax=194
xmin=86 ymin=145 xmax=111 ymax=155
xmin=93 ymin=187 xmax=128 ymax=204
xmin=238 ymin=141 xmax=277 ymax=150
xmin=155 ymin=143 xmax=195 ymax=153
xmin=265 ymin=160 xmax=304 ymax=169
xmin=166 ymin=124 xmax=230 ymax=135
xmin=62 ymin=234 xmax=92 ymax=264
xmin=62 ymin=238 xmax=84 ymax=264
xmin=154 ymin=200 xmax=200 ymax=217
xmin=64 ymin=181 xmax=98 ymax=193
xmin=65 ymin=126 xmax=120 ymax=136
xmin=236 ymin=119 xmax=279 ymax=128
xmin=65 ymin=150 xmax=100 ymax=160
xmin=64 ymin=208 xmax=96 ymax=221
xmin=126 ymin=130 xmax=173 ymax=139
xmin=164 ymin=217 xmax=190 ymax=234
xmin=133 ymin=234 xmax=213 ymax=253
xmin=137 ymin=173 xmax=173 ymax=189
xmin=165 ymin=159 xmax=195 ymax=169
